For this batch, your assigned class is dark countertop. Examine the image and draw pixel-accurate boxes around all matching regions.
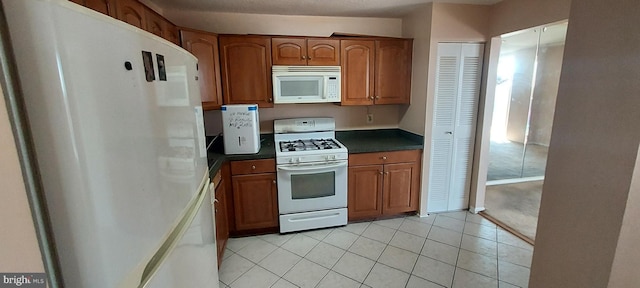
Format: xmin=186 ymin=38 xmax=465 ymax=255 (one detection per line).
xmin=336 ymin=129 xmax=424 ymax=153
xmin=206 ymin=134 xmax=276 ymax=176
xmin=206 ymin=129 xmax=423 ymax=177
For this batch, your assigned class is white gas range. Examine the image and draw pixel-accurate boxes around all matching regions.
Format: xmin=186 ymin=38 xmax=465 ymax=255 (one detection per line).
xmin=274 ymin=118 xmax=348 ymax=233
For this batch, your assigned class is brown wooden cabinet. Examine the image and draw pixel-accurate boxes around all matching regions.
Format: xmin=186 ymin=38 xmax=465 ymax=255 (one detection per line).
xmin=272 ymin=37 xmax=340 ymax=66
xmin=219 ymin=35 xmax=273 ymax=107
xmin=181 ymin=29 xmax=223 ymax=110
xmin=114 ymin=0 xmax=146 ymax=29
xmin=69 ymin=0 xmax=116 ymax=17
xmin=341 ymin=39 xmax=412 ymax=105
xmin=348 ymin=150 xmax=421 ymax=221
xmin=340 ymin=40 xmax=375 ymax=105
xmin=144 ymin=7 xmax=164 ymax=38
xmin=229 ymin=159 xmax=279 ymax=231
xmin=212 ymin=170 xmax=228 ymax=267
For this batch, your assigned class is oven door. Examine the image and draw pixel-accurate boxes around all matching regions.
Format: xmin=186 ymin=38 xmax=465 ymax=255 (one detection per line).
xmin=277 ymin=160 xmax=348 ymax=214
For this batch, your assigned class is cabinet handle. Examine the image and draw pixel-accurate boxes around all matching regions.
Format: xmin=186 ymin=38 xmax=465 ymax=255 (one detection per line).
xmin=445 ymin=131 xmax=453 ymax=134
xmin=251 ymin=165 xmax=256 ymax=170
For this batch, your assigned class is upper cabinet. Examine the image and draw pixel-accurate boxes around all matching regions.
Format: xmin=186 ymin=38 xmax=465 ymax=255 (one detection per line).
xmin=144 ymin=7 xmax=164 ymax=38
xmin=341 ymin=39 xmax=412 ymax=105
xmin=375 ymin=39 xmax=413 ymax=104
xmin=70 ymin=0 xmax=116 ymax=17
xmin=341 ymin=40 xmax=375 ymax=105
xmin=219 ymin=35 xmax=274 ymax=108
xmin=272 ymin=37 xmax=340 ymax=66
xmin=180 ymin=29 xmax=224 ymax=110
xmin=114 ymin=0 xmax=146 ymax=29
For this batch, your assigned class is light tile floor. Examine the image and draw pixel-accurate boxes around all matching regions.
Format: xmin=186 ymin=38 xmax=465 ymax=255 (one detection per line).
xmin=219 ymin=211 xmax=533 ymax=288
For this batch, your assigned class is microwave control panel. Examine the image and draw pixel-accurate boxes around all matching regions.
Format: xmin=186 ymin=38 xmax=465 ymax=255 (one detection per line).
xmin=326 ymin=76 xmax=339 ymax=100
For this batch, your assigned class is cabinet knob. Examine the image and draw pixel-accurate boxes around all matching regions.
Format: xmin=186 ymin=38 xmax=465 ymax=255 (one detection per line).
xmin=385 ymin=171 xmax=389 ymax=175
xmin=251 ymin=165 xmax=256 ymax=170
xmin=379 ymin=171 xmax=383 ymax=175
xmin=375 ymin=96 xmax=380 ymax=100
xmin=307 ymin=57 xmax=311 ymax=60
xmin=382 ymin=156 xmax=387 ymax=160
xmin=268 ymin=98 xmax=273 ymax=103
xmin=272 ymin=180 xmax=277 ymax=184
xmin=445 ymin=131 xmax=453 ymax=135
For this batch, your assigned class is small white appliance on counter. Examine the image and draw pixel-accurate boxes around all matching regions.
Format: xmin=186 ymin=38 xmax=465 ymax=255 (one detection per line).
xmin=222 ymin=104 xmax=261 ymax=154
xmin=274 ymin=118 xmax=348 ymax=233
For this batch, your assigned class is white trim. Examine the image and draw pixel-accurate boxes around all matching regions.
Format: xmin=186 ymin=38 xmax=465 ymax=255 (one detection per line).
xmin=469 ymin=206 xmax=485 ymax=214
xmin=486 ymin=176 xmax=544 ymax=186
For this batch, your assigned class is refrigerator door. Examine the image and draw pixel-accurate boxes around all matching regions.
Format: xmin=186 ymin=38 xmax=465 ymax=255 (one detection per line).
xmin=3 ymin=0 xmax=215 ymax=287
xmin=144 ymin=177 xmax=219 ymax=288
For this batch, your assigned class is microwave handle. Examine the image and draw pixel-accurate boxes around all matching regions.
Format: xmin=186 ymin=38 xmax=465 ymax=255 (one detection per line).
xmin=277 ymin=161 xmax=347 ymax=171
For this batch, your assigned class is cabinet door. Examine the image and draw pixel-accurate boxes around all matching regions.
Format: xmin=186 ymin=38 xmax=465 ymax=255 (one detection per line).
xmin=383 ymin=162 xmax=420 ymax=215
xmin=341 ymin=40 xmax=375 ymax=105
xmin=272 ymin=38 xmax=306 ymax=66
xmin=348 ymin=165 xmax=383 ymax=220
xmin=115 ymin=0 xmax=145 ymax=29
xmin=219 ymin=36 xmax=273 ymax=107
xmin=144 ymin=8 xmax=164 ymax=38
xmin=307 ymin=39 xmax=340 ymax=66
xmin=83 ymin=0 xmax=116 ymax=17
xmin=214 ymin=179 xmax=229 ymax=267
xmin=163 ymin=21 xmax=180 ymax=45
xmin=375 ymin=39 xmax=412 ymax=104
xmin=427 ymin=43 xmax=483 ymax=212
xmin=232 ymin=173 xmax=279 ymax=230
xmin=181 ymin=30 xmax=223 ymax=110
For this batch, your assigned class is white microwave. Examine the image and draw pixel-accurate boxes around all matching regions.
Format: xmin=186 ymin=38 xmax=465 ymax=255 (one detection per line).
xmin=272 ymin=66 xmax=341 ymax=104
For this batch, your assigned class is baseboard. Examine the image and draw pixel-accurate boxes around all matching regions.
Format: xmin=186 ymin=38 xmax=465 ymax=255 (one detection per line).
xmin=487 ymin=176 xmax=544 ymax=186
xmin=469 ymin=206 xmax=485 ymax=214
xmin=479 ymin=211 xmax=535 ymax=246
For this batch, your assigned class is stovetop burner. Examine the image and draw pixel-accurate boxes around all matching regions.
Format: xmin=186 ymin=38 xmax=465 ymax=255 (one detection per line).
xmin=279 ymin=138 xmax=341 ymax=152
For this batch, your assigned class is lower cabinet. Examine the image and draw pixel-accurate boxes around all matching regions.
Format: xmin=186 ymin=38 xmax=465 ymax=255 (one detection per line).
xmin=348 ymin=150 xmax=421 ymax=221
xmin=212 ymin=170 xmax=228 ymax=267
xmin=229 ymin=159 xmax=279 ymax=231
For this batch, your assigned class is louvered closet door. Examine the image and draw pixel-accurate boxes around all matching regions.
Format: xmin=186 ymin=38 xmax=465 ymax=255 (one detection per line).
xmin=427 ymin=43 xmax=484 ymax=212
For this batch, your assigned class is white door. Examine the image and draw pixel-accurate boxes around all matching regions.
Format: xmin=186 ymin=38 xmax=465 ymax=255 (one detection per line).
xmin=428 ymin=43 xmax=484 ymax=212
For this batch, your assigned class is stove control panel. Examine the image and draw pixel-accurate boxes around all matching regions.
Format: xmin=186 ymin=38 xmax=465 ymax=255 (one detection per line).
xmin=279 ymin=153 xmax=348 ymax=165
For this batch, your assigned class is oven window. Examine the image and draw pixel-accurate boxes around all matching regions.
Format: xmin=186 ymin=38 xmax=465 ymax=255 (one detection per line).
xmin=291 ymin=171 xmax=335 ymax=199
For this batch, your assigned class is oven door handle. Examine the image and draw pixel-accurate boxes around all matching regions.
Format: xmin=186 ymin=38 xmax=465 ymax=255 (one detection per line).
xmin=277 ymin=161 xmax=347 ymax=171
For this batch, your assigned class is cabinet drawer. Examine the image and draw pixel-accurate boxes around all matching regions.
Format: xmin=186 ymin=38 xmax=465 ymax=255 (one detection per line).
xmin=230 ymin=159 xmax=276 ymax=175
xmin=349 ymin=150 xmax=421 ymax=166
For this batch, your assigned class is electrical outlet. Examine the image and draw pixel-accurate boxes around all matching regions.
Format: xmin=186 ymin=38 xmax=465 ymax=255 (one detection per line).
xmin=366 ymin=113 xmax=374 ymax=124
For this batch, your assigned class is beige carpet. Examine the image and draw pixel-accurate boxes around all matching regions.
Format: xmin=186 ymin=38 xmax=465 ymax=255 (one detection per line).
xmin=484 ymin=180 xmax=543 ymax=241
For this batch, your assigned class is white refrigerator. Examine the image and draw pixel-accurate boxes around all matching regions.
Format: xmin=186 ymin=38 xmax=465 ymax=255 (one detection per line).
xmin=3 ymin=0 xmax=218 ymax=287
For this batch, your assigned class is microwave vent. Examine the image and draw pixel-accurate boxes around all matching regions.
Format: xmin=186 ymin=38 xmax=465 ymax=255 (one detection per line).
xmin=272 ymin=66 xmax=341 ymax=73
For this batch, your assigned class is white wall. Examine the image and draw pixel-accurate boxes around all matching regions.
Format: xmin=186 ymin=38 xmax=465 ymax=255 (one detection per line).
xmin=529 ymin=0 xmax=640 ymax=286
xmin=0 ymin=86 xmax=45 ymax=273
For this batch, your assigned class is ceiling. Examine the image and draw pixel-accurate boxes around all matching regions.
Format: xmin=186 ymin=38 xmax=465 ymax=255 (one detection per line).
xmin=149 ymin=0 xmax=502 ymax=18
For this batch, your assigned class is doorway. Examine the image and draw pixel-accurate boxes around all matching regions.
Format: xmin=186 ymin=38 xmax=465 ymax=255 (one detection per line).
xmin=482 ymin=21 xmax=568 ymax=242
